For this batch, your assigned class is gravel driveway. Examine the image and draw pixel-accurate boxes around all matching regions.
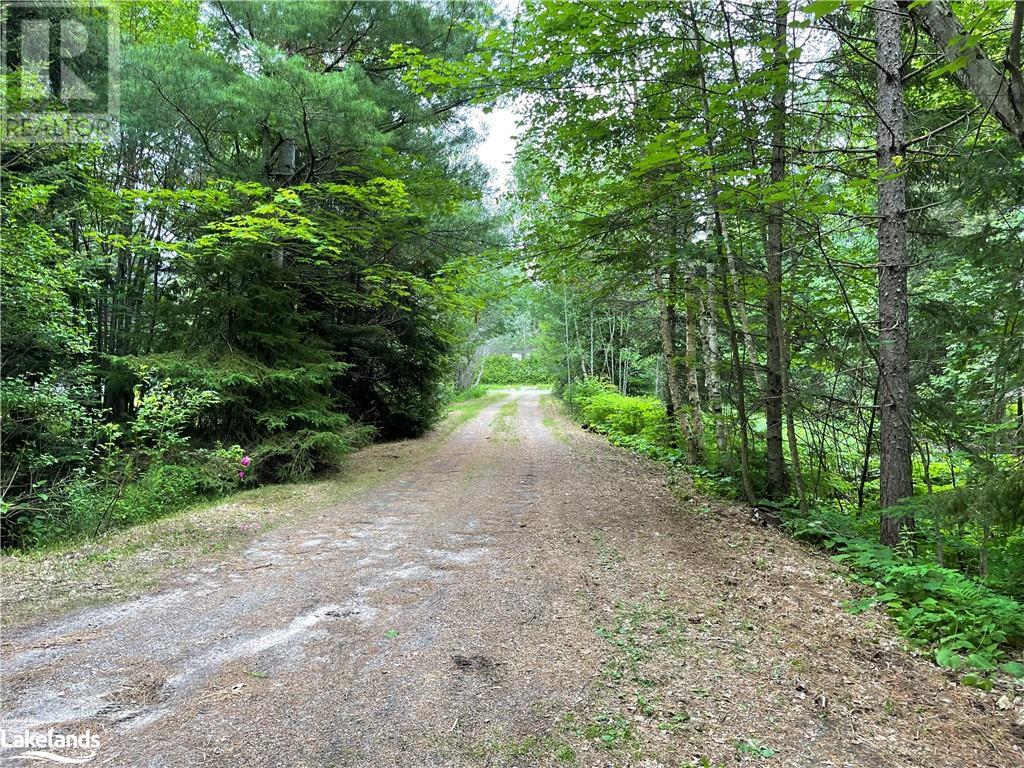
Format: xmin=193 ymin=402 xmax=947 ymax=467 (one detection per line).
xmin=1 ymin=389 xmax=1020 ymax=767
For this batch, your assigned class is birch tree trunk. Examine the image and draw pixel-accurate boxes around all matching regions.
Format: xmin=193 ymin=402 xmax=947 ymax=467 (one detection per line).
xmin=720 ymin=218 xmax=764 ymax=390
xmin=876 ymin=0 xmax=915 ymax=546
xmin=723 ymin=272 xmax=757 ymax=505
xmin=703 ymin=261 xmax=727 ymax=458
xmin=685 ymin=268 xmax=705 ymax=464
xmin=686 ymin=9 xmax=736 ymax=460
xmin=717 ymin=1 xmax=769 ymax=393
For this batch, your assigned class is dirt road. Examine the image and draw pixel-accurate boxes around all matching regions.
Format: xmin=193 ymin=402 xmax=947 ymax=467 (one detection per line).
xmin=1 ymin=389 xmax=1020 ymax=767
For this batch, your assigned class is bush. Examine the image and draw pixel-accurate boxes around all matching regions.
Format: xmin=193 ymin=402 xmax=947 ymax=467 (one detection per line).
xmin=563 ymin=376 xmax=617 ymax=411
xmin=10 ymin=446 xmax=250 ymax=550
xmin=3 ymin=376 xmax=266 ymax=550
xmin=562 ymin=378 xmax=679 ymax=461
xmin=253 ymin=424 xmax=371 ymax=483
xmin=581 ymin=392 xmax=670 ymax=446
xmin=480 ymin=354 xmax=550 ymax=385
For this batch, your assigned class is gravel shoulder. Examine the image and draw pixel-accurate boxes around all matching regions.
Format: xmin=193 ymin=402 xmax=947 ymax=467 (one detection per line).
xmin=1 ymin=388 xmax=1021 ymax=767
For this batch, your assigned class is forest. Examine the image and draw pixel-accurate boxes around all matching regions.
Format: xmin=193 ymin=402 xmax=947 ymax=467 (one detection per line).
xmin=2 ymin=0 xmax=1023 ymax=690
xmin=3 ymin=0 xmax=503 ymax=547
xmin=498 ymin=0 xmax=1024 ymax=679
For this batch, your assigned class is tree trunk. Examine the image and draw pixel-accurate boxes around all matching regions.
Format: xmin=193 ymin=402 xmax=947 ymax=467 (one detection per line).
xmin=917 ymin=440 xmax=933 ymax=493
xmin=685 ymin=269 xmax=705 ymax=464
xmin=764 ymin=0 xmax=789 ymax=498
xmin=780 ymin=320 xmax=807 ymax=512
xmin=980 ymin=521 xmax=990 ymax=577
xmin=589 ymin=311 xmax=595 ymax=377
xmin=906 ymin=0 xmax=1024 ymax=147
xmin=704 ymin=260 xmax=727 ymax=459
xmin=724 ymin=274 xmax=757 ymax=506
xmin=656 ymin=267 xmax=690 ymax=448
xmin=721 ymin=221 xmax=763 ymax=390
xmin=562 ymin=277 xmax=574 ymax=416
xmin=876 ymin=0 xmax=915 ymax=547
xmin=687 ymin=2 xmax=750 ymax=459
xmin=717 ymin=1 xmax=767 ymax=392
xmin=858 ymin=377 xmax=879 ymax=511
xmin=1018 ymin=392 xmax=1023 ymax=454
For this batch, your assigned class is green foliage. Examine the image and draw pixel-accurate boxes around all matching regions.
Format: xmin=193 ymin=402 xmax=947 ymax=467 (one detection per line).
xmin=933 ymin=470 xmax=1024 ymax=533
xmin=479 ymin=354 xmax=550 ymax=385
xmin=452 ymin=385 xmax=489 ymax=402
xmin=252 ymin=427 xmax=370 ymax=484
xmin=580 ymin=392 xmax=670 ymax=447
xmin=564 ymin=378 xmax=682 ymax=462
xmin=1 ymin=1 xmax=499 ymax=549
xmin=782 ymin=504 xmax=1024 ymax=677
xmin=582 ymin=713 xmax=635 ymax=750
xmin=6 ymin=387 xmax=249 ymax=549
xmin=508 ymin=0 xmax=1023 ymax=573
xmin=563 ymin=377 xmax=618 ymax=410
xmin=735 ymin=740 xmax=776 ymax=759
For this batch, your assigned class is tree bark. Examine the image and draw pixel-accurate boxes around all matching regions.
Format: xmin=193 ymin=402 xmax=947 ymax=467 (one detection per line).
xmin=858 ymin=377 xmax=879 ymax=512
xmin=704 ymin=260 xmax=727 ymax=459
xmin=764 ymin=0 xmax=789 ymax=498
xmin=1018 ymin=392 xmax=1023 ymax=454
xmin=721 ymin=221 xmax=763 ymax=391
xmin=723 ymin=274 xmax=757 ymax=505
xmin=917 ymin=440 xmax=933 ymax=493
xmin=685 ymin=269 xmax=705 ymax=464
xmin=656 ymin=267 xmax=690 ymax=448
xmin=687 ymin=2 xmax=746 ymax=462
xmin=876 ymin=0 xmax=915 ymax=546
xmin=715 ymin=4 xmax=766 ymax=391
xmin=780 ymin=316 xmax=807 ymax=512
xmin=906 ymin=0 xmax=1024 ymax=147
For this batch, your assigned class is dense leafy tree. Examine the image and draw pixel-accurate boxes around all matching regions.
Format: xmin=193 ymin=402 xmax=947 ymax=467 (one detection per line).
xmin=1 ymin=0 xmax=499 ymax=547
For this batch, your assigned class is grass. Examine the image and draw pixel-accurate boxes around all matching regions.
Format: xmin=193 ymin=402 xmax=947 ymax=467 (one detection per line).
xmin=466 ymin=735 xmax=578 ymax=763
xmin=591 ymin=532 xmax=625 ymax=571
xmin=568 ymin=599 xmax=705 ymax=761
xmin=490 ymin=399 xmax=520 ymax=443
xmin=539 ymin=394 xmax=571 ymax=442
xmin=0 ymin=479 xmax=344 ymax=625
xmin=446 ymin=389 xmax=508 ymax=427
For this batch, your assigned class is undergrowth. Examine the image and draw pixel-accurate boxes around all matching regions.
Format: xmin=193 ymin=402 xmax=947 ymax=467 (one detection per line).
xmin=780 ymin=504 xmax=1024 ymax=686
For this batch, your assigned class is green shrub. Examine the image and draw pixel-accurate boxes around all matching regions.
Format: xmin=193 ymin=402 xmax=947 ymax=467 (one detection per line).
xmin=562 ymin=378 xmax=678 ymax=461
xmin=479 ymin=354 xmax=550 ymax=385
xmin=563 ymin=376 xmax=617 ymax=411
xmin=253 ymin=423 xmax=371 ymax=483
xmin=10 ymin=445 xmax=249 ymax=549
xmin=581 ymin=392 xmax=670 ymax=446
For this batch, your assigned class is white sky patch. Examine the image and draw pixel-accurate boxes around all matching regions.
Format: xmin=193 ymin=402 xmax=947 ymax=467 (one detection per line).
xmin=473 ymin=104 xmax=519 ymax=199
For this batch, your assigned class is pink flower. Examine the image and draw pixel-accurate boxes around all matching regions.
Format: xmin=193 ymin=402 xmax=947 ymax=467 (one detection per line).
xmin=238 ymin=470 xmax=246 ymax=480
xmin=241 ymin=455 xmax=252 ymax=467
